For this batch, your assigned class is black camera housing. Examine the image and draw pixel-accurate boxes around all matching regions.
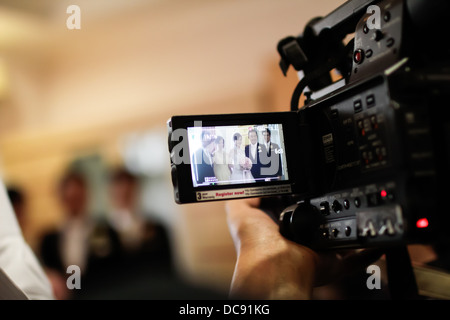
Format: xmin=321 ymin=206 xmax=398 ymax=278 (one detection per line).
xmin=168 ymin=0 xmax=450 ymax=250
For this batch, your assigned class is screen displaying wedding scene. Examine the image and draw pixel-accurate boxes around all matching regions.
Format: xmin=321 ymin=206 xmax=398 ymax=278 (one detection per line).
xmin=188 ymin=124 xmax=289 ymax=187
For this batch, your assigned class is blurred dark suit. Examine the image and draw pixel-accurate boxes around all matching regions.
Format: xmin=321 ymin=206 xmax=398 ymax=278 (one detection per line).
xmin=245 ymin=143 xmax=265 ymax=180
xmin=261 ymin=142 xmax=282 ymax=179
xmin=40 ymin=219 xmax=123 ymax=298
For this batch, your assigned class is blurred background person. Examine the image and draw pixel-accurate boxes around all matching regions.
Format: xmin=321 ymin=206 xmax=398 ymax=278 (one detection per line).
xmin=193 ymin=131 xmax=216 ymax=185
xmin=39 ymin=169 xmax=122 ymax=299
xmin=107 ymin=167 xmax=172 ymax=265
xmin=245 ymin=129 xmax=264 ymax=181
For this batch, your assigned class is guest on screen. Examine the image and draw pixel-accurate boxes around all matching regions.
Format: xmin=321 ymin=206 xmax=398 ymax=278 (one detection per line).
xmin=192 ymin=131 xmax=216 ymax=185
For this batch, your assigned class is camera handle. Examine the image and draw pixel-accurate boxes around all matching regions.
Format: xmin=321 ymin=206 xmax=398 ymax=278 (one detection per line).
xmin=275 ymin=199 xmax=422 ymax=299
xmin=385 ymin=246 xmax=420 ymax=299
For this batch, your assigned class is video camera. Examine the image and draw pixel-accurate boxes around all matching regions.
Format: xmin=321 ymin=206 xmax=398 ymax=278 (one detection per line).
xmin=168 ymin=0 xmax=450 ymax=250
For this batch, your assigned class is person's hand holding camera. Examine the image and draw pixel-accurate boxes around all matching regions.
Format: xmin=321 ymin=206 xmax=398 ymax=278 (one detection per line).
xmin=226 ymin=198 xmax=318 ymax=299
xmin=226 ymin=198 xmax=383 ymax=299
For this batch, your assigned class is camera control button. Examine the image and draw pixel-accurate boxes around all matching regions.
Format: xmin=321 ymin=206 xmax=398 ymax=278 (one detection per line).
xmin=354 ymin=100 xmax=363 ymax=113
xmin=372 ymin=30 xmax=384 ymax=42
xmin=366 ymin=94 xmax=376 ymax=107
xmin=319 ymin=201 xmax=330 ymax=215
xmin=343 ymin=199 xmax=350 ymax=209
xmin=332 ymin=200 xmax=342 ymax=213
xmin=332 ymin=229 xmax=339 ymax=237
xmin=363 ymin=24 xmax=369 ymax=34
xmin=354 ymin=197 xmax=361 ymax=208
xmin=345 ymin=226 xmax=352 ymax=237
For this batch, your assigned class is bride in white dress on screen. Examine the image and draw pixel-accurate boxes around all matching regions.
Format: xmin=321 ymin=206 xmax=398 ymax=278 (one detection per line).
xmin=228 ymin=133 xmax=255 ymax=183
xmin=213 ymin=136 xmax=231 ymax=184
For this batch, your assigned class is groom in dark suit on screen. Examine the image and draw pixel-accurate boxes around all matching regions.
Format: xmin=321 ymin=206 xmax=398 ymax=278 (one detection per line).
xmin=261 ymin=128 xmax=282 ymax=179
xmin=245 ymin=129 xmax=265 ymax=180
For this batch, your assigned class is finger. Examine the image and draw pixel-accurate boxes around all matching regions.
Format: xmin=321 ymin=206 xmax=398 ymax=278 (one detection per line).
xmin=242 ymin=197 xmax=261 ymax=208
xmin=226 ymin=199 xmax=283 ymax=250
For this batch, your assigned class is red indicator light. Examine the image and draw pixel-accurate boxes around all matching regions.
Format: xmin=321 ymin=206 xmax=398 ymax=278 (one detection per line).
xmin=354 ymin=49 xmax=364 ymax=64
xmin=380 ymin=190 xmax=387 ymax=197
xmin=416 ymin=218 xmax=429 ymax=229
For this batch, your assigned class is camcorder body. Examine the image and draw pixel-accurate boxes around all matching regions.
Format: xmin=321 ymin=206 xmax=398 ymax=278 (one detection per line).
xmin=168 ymin=0 xmax=450 ymax=250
